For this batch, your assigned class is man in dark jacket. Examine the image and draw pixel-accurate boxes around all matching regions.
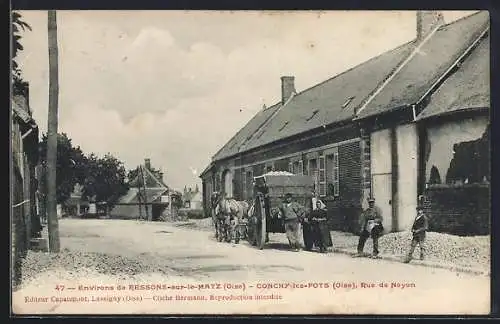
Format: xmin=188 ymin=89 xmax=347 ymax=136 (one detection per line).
xmin=278 ymin=193 xmax=305 ymax=252
xmin=354 ymin=197 xmax=384 ymax=258
xmin=404 ymin=205 xmax=428 ymax=263
xmin=302 ymin=193 xmax=316 ymax=251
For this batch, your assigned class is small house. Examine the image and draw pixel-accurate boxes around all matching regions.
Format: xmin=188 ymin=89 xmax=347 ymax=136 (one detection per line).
xmin=110 ymin=158 xmax=170 ymax=221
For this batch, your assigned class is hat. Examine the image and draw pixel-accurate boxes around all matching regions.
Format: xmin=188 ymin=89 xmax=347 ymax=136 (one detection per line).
xmin=416 ymin=205 xmax=424 ymax=210
xmin=285 ymin=193 xmax=293 ymax=198
xmin=368 ymin=197 xmax=375 ymax=203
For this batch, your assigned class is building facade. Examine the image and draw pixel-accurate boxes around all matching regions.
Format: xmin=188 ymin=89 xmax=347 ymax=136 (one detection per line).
xmin=11 ymin=84 xmax=40 ymax=285
xmin=201 ymin=11 xmax=490 ymax=235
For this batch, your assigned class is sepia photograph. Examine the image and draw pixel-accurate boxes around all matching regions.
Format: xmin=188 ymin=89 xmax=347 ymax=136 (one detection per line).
xmin=11 ymin=9 xmax=490 ymax=315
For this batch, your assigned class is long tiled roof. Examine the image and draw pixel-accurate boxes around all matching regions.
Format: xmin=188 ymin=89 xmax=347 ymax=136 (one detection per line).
xmin=416 ymin=33 xmax=490 ymax=120
xmin=210 ymin=11 xmax=489 ymax=164
xmin=356 ymin=11 xmax=489 ymax=119
xmin=212 ymin=41 xmax=415 ymax=161
xmin=212 ymin=102 xmax=282 ymax=161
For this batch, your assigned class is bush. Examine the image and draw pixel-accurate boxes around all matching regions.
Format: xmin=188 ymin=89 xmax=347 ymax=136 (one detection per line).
xmin=179 ymin=208 xmax=207 ymax=220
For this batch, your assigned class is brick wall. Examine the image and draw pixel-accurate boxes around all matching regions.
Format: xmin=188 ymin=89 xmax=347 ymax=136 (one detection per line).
xmin=423 ymin=185 xmax=490 ymax=235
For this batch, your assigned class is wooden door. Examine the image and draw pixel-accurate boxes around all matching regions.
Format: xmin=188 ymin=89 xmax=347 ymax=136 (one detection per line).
xmin=371 ymin=129 xmax=393 ymax=232
xmin=372 ymin=174 xmax=392 ymax=232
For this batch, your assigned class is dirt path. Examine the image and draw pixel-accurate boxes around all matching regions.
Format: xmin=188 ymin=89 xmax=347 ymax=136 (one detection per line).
xmin=12 ymin=219 xmax=490 ymax=315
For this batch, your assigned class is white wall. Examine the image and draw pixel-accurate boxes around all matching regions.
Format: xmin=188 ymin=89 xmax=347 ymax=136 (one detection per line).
xmin=370 ymin=129 xmax=393 ymax=232
xmin=223 ymin=170 xmax=233 ymax=198
xmin=396 ymin=123 xmax=418 ymax=231
xmin=426 ymin=116 xmax=489 ymax=183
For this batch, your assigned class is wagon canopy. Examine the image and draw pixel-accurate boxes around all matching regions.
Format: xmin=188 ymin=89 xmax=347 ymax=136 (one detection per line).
xmin=253 ymin=171 xmax=315 ymax=199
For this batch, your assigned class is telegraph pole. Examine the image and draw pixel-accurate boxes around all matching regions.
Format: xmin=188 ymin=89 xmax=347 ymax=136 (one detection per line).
xmin=46 ymin=10 xmax=60 ymax=252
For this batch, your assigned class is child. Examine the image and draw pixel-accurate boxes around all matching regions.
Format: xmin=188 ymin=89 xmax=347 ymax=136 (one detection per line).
xmin=404 ymin=205 xmax=428 ymax=263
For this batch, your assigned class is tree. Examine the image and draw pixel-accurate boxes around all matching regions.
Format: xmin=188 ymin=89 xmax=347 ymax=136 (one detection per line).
xmin=12 ymin=11 xmax=32 ymax=95
xmin=47 ymin=10 xmax=60 ymax=252
xmin=39 ymin=133 xmax=87 ymax=203
xmin=84 ymin=153 xmax=129 ymax=209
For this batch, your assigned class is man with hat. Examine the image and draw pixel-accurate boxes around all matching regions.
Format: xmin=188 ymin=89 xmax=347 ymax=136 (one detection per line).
xmin=278 ymin=192 xmax=305 ymax=252
xmin=404 ymin=204 xmax=429 ymax=263
xmin=354 ymin=197 xmax=384 ymax=258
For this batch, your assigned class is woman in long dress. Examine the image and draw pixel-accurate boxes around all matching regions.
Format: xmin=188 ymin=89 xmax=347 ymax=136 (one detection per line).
xmin=310 ymin=200 xmax=333 ymax=253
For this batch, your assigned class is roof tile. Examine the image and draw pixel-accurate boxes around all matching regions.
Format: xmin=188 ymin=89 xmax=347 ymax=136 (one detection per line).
xmin=417 ymin=33 xmax=489 ymax=120
xmin=357 ymin=11 xmax=489 ymax=119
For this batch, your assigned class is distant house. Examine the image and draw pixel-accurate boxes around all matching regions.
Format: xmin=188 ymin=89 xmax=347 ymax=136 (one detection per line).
xmin=182 ymin=185 xmax=203 ymax=210
xmin=110 ymin=158 xmax=170 ymax=221
xmin=200 ymin=11 xmax=490 ymax=235
xmin=62 ymin=183 xmax=88 ymax=217
xmin=11 ymin=83 xmax=41 ymax=284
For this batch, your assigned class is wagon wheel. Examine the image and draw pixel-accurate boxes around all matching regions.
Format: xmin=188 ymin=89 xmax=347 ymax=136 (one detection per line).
xmin=256 ymin=194 xmax=267 ymax=250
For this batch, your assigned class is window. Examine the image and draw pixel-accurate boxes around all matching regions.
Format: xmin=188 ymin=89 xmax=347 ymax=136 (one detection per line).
xmin=279 ymin=121 xmax=289 ymax=132
xmin=242 ymin=169 xmax=247 ymax=199
xmin=288 ymin=162 xmax=293 ymax=173
xmin=319 ymin=155 xmax=326 ymax=197
xmin=308 ymin=158 xmax=319 ymax=193
xmin=306 ymin=109 xmax=320 ymax=121
xmin=325 ymin=148 xmax=340 ymax=197
xmin=246 ymin=170 xmax=253 ymax=199
xmin=331 ymin=151 xmax=340 ymax=196
xmin=291 ymin=160 xmax=303 ymax=175
xmin=342 ymin=96 xmax=355 ymax=109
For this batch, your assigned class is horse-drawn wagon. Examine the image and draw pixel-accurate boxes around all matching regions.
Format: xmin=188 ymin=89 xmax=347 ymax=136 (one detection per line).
xmin=247 ymin=171 xmax=315 ymax=249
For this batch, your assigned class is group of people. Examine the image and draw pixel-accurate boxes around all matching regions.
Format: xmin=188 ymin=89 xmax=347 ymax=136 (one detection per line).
xmin=278 ymin=193 xmax=429 ymax=263
xmin=277 ymin=193 xmax=333 ymax=253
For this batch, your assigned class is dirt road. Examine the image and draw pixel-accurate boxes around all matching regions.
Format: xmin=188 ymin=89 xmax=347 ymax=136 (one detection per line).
xmin=12 ymin=219 xmax=490 ymax=315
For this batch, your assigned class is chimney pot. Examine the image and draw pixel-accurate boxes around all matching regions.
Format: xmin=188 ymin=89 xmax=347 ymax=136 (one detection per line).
xmin=416 ymin=11 xmax=444 ymax=41
xmin=281 ymin=76 xmax=296 ymax=104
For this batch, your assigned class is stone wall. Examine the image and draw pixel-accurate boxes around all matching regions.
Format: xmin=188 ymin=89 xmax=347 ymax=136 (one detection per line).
xmin=423 ymin=185 xmax=490 ymax=236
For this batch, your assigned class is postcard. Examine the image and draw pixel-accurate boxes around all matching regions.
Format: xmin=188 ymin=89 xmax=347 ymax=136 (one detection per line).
xmin=11 ymin=10 xmax=491 ymax=315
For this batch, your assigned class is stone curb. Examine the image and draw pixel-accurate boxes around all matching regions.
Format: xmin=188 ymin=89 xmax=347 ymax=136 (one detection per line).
xmin=332 ymin=247 xmax=490 ymax=277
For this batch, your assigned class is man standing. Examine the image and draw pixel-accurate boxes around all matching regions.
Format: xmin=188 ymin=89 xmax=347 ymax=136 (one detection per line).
xmin=302 ymin=192 xmax=316 ymax=251
xmin=354 ymin=197 xmax=384 ymax=258
xmin=404 ymin=205 xmax=428 ymax=263
xmin=278 ymin=193 xmax=304 ymax=252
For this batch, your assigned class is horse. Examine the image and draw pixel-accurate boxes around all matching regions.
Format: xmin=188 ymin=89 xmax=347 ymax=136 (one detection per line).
xmin=211 ymin=192 xmax=249 ymax=244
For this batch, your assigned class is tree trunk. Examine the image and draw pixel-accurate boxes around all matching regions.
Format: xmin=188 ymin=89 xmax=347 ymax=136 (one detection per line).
xmin=47 ymin=10 xmax=60 ymax=252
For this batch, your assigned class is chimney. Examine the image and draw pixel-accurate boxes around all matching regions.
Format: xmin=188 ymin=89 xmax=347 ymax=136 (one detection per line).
xmin=281 ymin=76 xmax=296 ymax=105
xmin=144 ymin=158 xmax=151 ymax=170
xmin=416 ymin=11 xmax=444 ymax=41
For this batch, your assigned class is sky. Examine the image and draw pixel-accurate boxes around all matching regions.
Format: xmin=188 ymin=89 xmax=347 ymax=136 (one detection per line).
xmin=15 ymin=10 xmax=477 ymax=191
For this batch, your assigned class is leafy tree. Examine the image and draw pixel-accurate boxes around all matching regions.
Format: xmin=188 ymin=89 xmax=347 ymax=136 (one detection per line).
xmin=83 ymin=153 xmax=129 ymax=208
xmin=12 ymin=11 xmax=32 ymax=95
xmin=39 ymin=133 xmax=87 ymax=204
